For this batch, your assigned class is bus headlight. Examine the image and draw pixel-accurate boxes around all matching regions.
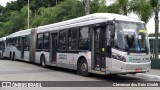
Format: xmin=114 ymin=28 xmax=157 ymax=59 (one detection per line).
xmin=112 ymin=54 xmax=126 ymax=62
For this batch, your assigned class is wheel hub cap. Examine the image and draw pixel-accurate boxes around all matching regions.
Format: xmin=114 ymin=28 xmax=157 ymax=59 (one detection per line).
xmin=81 ymin=63 xmax=87 ymax=71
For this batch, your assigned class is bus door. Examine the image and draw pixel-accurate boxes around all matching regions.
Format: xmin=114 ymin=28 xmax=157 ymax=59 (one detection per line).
xmin=21 ymin=37 xmax=25 ymax=59
xmin=51 ymin=33 xmax=58 ymax=63
xmin=93 ymin=26 xmax=106 ymax=71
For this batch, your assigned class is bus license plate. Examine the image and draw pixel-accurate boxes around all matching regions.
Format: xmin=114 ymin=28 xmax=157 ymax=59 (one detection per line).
xmin=135 ymin=68 xmax=142 ymax=72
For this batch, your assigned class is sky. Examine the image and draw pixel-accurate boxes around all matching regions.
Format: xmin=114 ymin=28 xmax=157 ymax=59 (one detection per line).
xmin=0 ymin=0 xmax=16 ymax=6
xmin=0 ymin=0 xmax=158 ymax=34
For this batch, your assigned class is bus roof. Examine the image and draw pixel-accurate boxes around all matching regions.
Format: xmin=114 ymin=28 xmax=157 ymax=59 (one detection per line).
xmin=6 ymin=29 xmax=31 ymax=38
xmin=6 ymin=13 xmax=145 ymax=38
xmin=37 ymin=13 xmax=144 ymax=32
xmin=0 ymin=37 xmax=6 ymax=41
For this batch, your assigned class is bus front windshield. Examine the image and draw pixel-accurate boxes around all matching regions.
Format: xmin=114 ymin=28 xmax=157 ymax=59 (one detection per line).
xmin=113 ymin=22 xmax=150 ymax=53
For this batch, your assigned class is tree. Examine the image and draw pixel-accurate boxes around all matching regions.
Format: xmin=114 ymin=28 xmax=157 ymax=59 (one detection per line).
xmin=150 ymin=0 xmax=160 ymax=59
xmin=97 ymin=0 xmax=107 ymax=12
xmin=0 ymin=6 xmax=32 ymax=35
xmin=29 ymin=0 xmax=65 ymax=13
xmin=0 ymin=5 xmax=5 ymax=21
xmin=107 ymin=0 xmax=151 ymax=18
xmin=130 ymin=0 xmax=153 ymax=23
xmin=31 ymin=0 xmax=85 ymax=27
xmin=90 ymin=0 xmax=108 ymax=13
xmin=85 ymin=0 xmax=90 ymax=15
xmin=17 ymin=0 xmax=28 ymax=11
xmin=107 ymin=0 xmax=130 ymax=15
xmin=0 ymin=0 xmax=84 ymax=37
xmin=90 ymin=0 xmax=99 ymax=13
xmin=0 ymin=0 xmax=109 ymax=37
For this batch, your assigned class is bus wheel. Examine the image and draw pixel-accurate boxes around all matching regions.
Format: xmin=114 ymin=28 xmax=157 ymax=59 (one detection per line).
xmin=78 ymin=59 xmax=89 ymax=76
xmin=12 ymin=53 xmax=15 ymax=60
xmin=41 ymin=55 xmax=47 ymax=68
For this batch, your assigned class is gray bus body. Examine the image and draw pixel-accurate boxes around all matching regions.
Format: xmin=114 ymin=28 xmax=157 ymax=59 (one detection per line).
xmin=4 ymin=13 xmax=151 ymax=75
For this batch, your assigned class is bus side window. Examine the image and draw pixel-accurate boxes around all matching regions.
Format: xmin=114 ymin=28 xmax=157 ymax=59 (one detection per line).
xmin=78 ymin=27 xmax=90 ymax=50
xmin=68 ymin=28 xmax=78 ymax=50
xmin=18 ymin=37 xmax=21 ymax=50
xmin=59 ymin=30 xmax=67 ymax=50
xmin=43 ymin=33 xmax=49 ymax=50
xmin=37 ymin=34 xmax=43 ymax=50
xmin=15 ymin=37 xmax=20 ymax=50
xmin=25 ymin=35 xmax=30 ymax=51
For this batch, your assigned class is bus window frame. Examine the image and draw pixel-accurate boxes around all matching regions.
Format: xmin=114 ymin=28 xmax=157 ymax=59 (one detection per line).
xmin=67 ymin=27 xmax=79 ymax=51
xmin=58 ymin=29 xmax=68 ymax=51
xmin=36 ymin=33 xmax=43 ymax=51
xmin=24 ymin=35 xmax=30 ymax=51
xmin=78 ymin=26 xmax=91 ymax=51
xmin=36 ymin=32 xmax=50 ymax=52
xmin=42 ymin=32 xmax=50 ymax=52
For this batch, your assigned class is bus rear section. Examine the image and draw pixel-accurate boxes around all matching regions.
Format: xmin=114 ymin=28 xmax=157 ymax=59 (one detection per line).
xmin=0 ymin=37 xmax=6 ymax=59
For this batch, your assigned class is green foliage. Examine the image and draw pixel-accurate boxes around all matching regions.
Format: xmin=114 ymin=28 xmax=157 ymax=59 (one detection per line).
xmin=0 ymin=5 xmax=5 ymax=21
xmin=107 ymin=0 xmax=156 ymax=23
xmin=130 ymin=0 xmax=153 ymax=23
xmin=106 ymin=3 xmax=120 ymax=14
xmin=107 ymin=0 xmax=129 ymax=15
xmin=150 ymin=0 xmax=159 ymax=7
xmin=0 ymin=0 xmax=86 ymax=37
xmin=97 ymin=0 xmax=107 ymax=12
xmin=90 ymin=0 xmax=99 ymax=13
xmin=31 ymin=0 xmax=85 ymax=27
xmin=1 ymin=0 xmax=159 ymax=38
xmin=0 ymin=0 xmax=109 ymax=37
xmin=0 ymin=6 xmax=32 ymax=36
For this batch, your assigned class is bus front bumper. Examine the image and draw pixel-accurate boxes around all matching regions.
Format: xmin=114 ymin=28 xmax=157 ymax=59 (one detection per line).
xmin=110 ymin=60 xmax=151 ymax=74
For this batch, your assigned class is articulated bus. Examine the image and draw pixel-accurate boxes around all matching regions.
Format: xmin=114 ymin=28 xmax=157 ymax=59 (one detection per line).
xmin=0 ymin=37 xmax=6 ymax=59
xmin=4 ymin=13 xmax=151 ymax=76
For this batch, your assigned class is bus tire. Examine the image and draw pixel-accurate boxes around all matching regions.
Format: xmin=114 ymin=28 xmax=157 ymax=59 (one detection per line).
xmin=12 ymin=52 xmax=15 ymax=60
xmin=78 ymin=58 xmax=89 ymax=77
xmin=9 ymin=52 xmax=12 ymax=60
xmin=40 ymin=55 xmax=47 ymax=68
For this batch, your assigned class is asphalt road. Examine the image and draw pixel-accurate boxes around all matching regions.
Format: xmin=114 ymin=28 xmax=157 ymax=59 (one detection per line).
xmin=0 ymin=59 xmax=160 ymax=90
